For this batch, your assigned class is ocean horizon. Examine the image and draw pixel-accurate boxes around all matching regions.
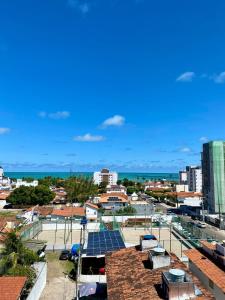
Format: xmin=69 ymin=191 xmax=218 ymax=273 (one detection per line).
xmin=5 ymin=172 xmax=179 ymax=182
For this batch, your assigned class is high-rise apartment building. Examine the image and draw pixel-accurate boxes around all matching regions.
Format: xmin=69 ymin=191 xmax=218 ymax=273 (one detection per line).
xmin=186 ymin=166 xmax=202 ymax=193
xmin=93 ymin=168 xmax=118 ymax=185
xmin=202 ymin=141 xmax=225 ymax=213
xmin=179 ymin=170 xmax=188 ymax=184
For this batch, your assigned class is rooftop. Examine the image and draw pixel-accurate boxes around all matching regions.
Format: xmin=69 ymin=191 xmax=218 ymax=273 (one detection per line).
xmin=106 ymin=247 xmax=214 ymax=300
xmin=184 ymin=248 xmax=225 ymax=293
xmin=100 ymin=193 xmax=128 ymax=203
xmin=52 ymin=206 xmax=85 ymax=217
xmin=0 ymin=276 xmax=27 ymax=300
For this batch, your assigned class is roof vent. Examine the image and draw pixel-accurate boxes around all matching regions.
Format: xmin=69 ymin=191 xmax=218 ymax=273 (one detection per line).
xmin=169 ymin=269 xmax=185 ymax=283
xmin=162 ymin=269 xmax=197 ymax=299
xmin=149 ymin=247 xmax=170 ymax=269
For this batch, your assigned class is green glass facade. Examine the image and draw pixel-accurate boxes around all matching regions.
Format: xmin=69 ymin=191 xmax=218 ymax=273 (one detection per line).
xmin=202 ymin=141 xmax=225 ymax=213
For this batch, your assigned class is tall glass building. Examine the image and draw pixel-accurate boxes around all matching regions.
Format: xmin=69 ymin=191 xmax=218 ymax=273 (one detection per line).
xmin=202 ymin=141 xmax=225 ymax=213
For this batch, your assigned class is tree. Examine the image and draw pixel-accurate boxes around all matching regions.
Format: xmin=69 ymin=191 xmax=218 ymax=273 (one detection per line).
xmin=98 ymin=181 xmax=107 ymax=194
xmin=0 ymin=231 xmax=40 ymax=289
xmin=7 ymin=185 xmax=55 ymax=206
xmin=65 ymin=176 xmax=98 ymax=204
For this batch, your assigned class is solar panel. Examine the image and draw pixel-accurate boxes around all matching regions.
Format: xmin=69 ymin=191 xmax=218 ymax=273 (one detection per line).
xmin=86 ymin=230 xmax=126 ymax=256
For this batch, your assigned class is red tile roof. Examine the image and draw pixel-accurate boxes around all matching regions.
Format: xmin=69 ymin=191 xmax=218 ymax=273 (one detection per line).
xmin=0 ymin=276 xmax=26 ymax=300
xmin=200 ymin=240 xmax=216 ymax=250
xmin=85 ymin=202 xmax=99 ymax=210
xmin=100 ymin=193 xmax=128 ymax=203
xmin=184 ymin=249 xmax=225 ymax=292
xmin=52 ymin=206 xmax=85 ymax=217
xmin=106 ymin=247 xmax=214 ymax=300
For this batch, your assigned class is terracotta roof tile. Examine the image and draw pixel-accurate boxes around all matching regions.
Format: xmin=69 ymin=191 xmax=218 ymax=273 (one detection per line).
xmin=52 ymin=206 xmax=85 ymax=217
xmin=184 ymin=248 xmax=225 ymax=292
xmin=100 ymin=193 xmax=128 ymax=203
xmin=85 ymin=202 xmax=99 ymax=210
xmin=0 ymin=276 xmax=26 ymax=300
xmin=106 ymin=247 xmax=214 ymax=300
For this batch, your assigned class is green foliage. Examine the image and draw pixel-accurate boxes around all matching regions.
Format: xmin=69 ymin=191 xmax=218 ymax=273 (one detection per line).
xmin=98 ymin=181 xmax=107 ymax=194
xmin=115 ymin=206 xmax=137 ymax=215
xmin=0 ymin=231 xmax=40 ymax=290
xmin=39 ymin=176 xmax=64 ymax=187
xmin=7 ymin=185 xmax=55 ymax=206
xmin=65 ymin=176 xmax=98 ymax=204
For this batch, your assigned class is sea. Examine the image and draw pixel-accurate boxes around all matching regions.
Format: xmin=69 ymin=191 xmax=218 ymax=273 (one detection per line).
xmin=5 ymin=172 xmax=178 ymax=182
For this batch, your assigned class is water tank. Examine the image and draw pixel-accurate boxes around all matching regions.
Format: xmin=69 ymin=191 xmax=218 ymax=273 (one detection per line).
xmin=169 ymin=269 xmax=185 ymax=282
xmin=143 ymin=234 xmax=155 ymax=240
xmin=152 ymin=247 xmax=166 ymax=256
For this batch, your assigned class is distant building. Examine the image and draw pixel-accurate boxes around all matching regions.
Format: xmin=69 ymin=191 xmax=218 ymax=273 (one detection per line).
xmin=179 ymin=170 xmax=187 ymax=184
xmin=202 ymin=141 xmax=225 ymax=213
xmin=99 ymin=193 xmax=128 ymax=211
xmin=0 ymin=166 xmax=11 ymax=186
xmin=106 ymin=184 xmax=127 ymax=195
xmin=93 ymin=169 xmax=118 ymax=185
xmin=175 ymin=184 xmax=189 ymax=193
xmin=15 ymin=179 xmax=38 ymax=188
xmin=186 ymin=166 xmax=202 ymax=193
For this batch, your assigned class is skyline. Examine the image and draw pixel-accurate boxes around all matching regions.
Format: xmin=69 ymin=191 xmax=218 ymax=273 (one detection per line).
xmin=1 ymin=0 xmax=225 ymax=172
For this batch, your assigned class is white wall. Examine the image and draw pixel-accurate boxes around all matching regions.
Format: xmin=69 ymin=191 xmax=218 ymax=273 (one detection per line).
xmin=189 ymin=261 xmax=225 ymax=300
xmin=27 ymin=262 xmax=47 ymax=300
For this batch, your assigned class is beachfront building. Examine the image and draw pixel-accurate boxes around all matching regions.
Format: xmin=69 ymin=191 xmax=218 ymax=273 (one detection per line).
xmin=14 ymin=179 xmax=38 ymax=188
xmin=186 ymin=166 xmax=202 ymax=193
xmin=202 ymin=141 xmax=225 ymax=213
xmin=179 ymin=170 xmax=188 ymax=184
xmin=0 ymin=166 xmax=11 ymax=187
xmin=93 ymin=169 xmax=118 ymax=185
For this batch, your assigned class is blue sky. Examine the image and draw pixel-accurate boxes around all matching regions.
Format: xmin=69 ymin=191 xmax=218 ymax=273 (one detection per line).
xmin=1 ymin=0 xmax=225 ymax=172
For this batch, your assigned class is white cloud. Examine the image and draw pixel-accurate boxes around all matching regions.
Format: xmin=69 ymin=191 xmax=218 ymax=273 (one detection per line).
xmin=0 ymin=127 xmax=10 ymax=135
xmin=38 ymin=111 xmax=47 ymax=118
xmin=213 ymin=72 xmax=225 ymax=84
xmin=74 ymin=133 xmax=104 ymax=142
xmin=176 ymin=72 xmax=195 ymax=82
xmin=200 ymin=136 xmax=208 ymax=143
xmin=102 ymin=115 xmax=125 ymax=128
xmin=38 ymin=111 xmax=70 ymax=119
xmin=180 ymin=147 xmax=191 ymax=153
xmin=68 ymin=0 xmax=90 ymax=13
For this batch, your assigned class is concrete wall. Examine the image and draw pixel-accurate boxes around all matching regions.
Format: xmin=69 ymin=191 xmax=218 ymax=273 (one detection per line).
xmin=27 ymin=262 xmax=47 ymax=300
xmin=42 ymin=222 xmax=100 ymax=231
xmin=189 ymin=261 xmax=225 ymax=300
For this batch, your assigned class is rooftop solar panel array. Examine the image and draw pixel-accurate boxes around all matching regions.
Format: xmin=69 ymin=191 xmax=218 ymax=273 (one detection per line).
xmin=86 ymin=230 xmax=126 ymax=256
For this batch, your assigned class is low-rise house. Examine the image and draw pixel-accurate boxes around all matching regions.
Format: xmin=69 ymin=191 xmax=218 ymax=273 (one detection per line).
xmin=0 ymin=276 xmax=27 ymax=300
xmin=185 ymin=248 xmax=225 ymax=300
xmin=106 ymin=184 xmax=127 ymax=195
xmin=144 ymin=181 xmax=172 ymax=191
xmin=51 ymin=187 xmax=67 ymax=204
xmin=51 ymin=206 xmax=85 ymax=219
xmin=85 ymin=202 xmax=99 ymax=221
xmin=22 ymin=205 xmax=54 ymax=223
xmin=99 ymin=193 xmax=129 ymax=211
xmin=0 ymin=191 xmax=11 ymax=207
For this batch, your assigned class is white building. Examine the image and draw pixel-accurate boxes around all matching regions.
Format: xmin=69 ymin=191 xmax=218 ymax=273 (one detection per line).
xmin=106 ymin=184 xmax=127 ymax=195
xmin=179 ymin=170 xmax=187 ymax=184
xmin=186 ymin=166 xmax=202 ymax=193
xmin=15 ymin=179 xmax=39 ymax=188
xmin=0 ymin=166 xmax=11 ymax=186
xmin=93 ymin=168 xmax=118 ymax=185
xmin=175 ymin=184 xmax=189 ymax=193
xmin=85 ymin=202 xmax=99 ymax=221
